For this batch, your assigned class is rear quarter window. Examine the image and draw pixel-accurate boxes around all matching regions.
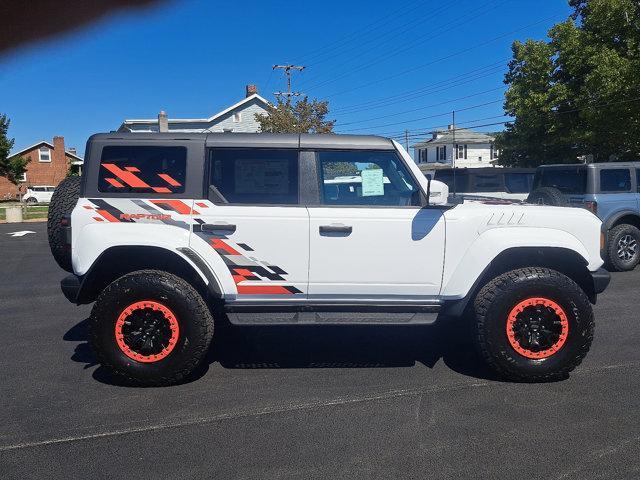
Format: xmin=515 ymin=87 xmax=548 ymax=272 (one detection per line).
xmin=600 ymin=169 xmax=631 ymax=192
xmin=472 ymin=173 xmax=503 ymax=192
xmin=504 ymin=172 xmax=534 ymax=193
xmin=534 ymin=167 xmax=587 ymax=194
xmin=98 ymin=146 xmax=187 ymax=194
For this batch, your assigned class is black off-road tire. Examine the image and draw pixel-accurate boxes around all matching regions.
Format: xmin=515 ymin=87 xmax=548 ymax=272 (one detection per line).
xmin=527 ymin=187 xmax=568 ymax=207
xmin=47 ymin=176 xmax=81 ymax=272
xmin=605 ymin=224 xmax=640 ymax=272
xmin=473 ymin=267 xmax=594 ymax=382
xmin=90 ymin=270 xmax=214 ymax=387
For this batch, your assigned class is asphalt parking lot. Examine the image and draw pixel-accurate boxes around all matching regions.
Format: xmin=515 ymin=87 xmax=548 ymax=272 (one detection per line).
xmin=1 ymin=222 xmax=639 ymax=479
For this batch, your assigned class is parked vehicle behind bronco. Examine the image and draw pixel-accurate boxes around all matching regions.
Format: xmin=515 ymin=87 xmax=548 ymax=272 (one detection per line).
xmin=48 ymin=133 xmax=609 ymax=386
xmin=529 ymin=162 xmax=640 ymax=271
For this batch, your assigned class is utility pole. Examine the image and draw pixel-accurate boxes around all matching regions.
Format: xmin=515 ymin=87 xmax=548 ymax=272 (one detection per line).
xmin=405 ymin=129 xmax=409 ymax=152
xmin=272 ymin=64 xmax=305 ymax=104
xmin=452 ymin=110 xmax=456 ymax=168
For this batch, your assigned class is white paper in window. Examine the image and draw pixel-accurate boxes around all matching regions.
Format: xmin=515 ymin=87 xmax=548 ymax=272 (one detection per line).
xmin=361 ymin=169 xmax=384 ymax=196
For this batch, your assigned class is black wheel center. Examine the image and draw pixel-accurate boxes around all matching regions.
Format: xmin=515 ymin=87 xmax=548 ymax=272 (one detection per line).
xmin=512 ymin=305 xmax=563 ymax=352
xmin=121 ymin=308 xmax=173 ymax=355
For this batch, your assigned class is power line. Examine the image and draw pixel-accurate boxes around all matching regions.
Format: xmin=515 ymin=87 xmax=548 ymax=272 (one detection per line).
xmin=331 ymin=60 xmax=508 ymax=114
xmin=320 ymin=13 xmax=565 ymax=99
xmin=384 ymin=95 xmax=640 ymax=142
xmin=302 ymin=0 xmax=506 ymax=92
xmin=335 ymin=87 xmax=506 ymax=126
xmin=298 ymin=0 xmax=461 ymax=87
xmin=295 ymin=0 xmax=431 ymax=66
xmin=337 ymin=96 xmax=505 ymax=132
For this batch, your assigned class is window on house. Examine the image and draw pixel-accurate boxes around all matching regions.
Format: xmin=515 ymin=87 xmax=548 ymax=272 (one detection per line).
xmin=455 ymin=144 xmax=468 ymax=160
xmin=233 ymin=112 xmax=242 ymax=123
xmin=38 ymin=147 xmax=51 ymax=162
xmin=490 ymin=144 xmax=499 ymax=159
xmin=437 ymin=146 xmax=447 ymax=161
xmin=18 ymin=172 xmax=27 ymax=182
xmin=208 ymin=148 xmax=299 ymax=204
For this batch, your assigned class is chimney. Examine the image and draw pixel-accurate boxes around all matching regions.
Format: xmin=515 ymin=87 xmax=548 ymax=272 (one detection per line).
xmin=246 ymin=84 xmax=257 ymax=97
xmin=53 ymin=136 xmax=65 ymax=152
xmin=68 ymin=147 xmax=77 ymax=156
xmin=448 ymin=124 xmax=455 ymax=130
xmin=158 ymin=110 xmax=168 ymax=132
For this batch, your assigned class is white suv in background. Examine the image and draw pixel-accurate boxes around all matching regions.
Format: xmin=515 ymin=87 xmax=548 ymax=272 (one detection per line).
xmin=23 ymin=185 xmax=55 ymax=203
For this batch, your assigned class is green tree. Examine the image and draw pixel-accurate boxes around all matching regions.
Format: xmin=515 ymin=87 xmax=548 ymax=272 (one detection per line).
xmin=497 ymin=0 xmax=640 ymax=166
xmin=255 ymin=96 xmax=335 ymax=134
xmin=0 ymin=114 xmax=30 ymax=184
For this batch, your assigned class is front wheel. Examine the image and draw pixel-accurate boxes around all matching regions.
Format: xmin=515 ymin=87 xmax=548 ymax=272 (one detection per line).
xmin=90 ymin=270 xmax=214 ymax=386
xmin=473 ymin=267 xmax=594 ymax=382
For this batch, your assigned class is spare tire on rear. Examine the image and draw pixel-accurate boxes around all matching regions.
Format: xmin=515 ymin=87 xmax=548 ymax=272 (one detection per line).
xmin=527 ymin=186 xmax=568 ymax=206
xmin=47 ymin=176 xmax=81 ymax=272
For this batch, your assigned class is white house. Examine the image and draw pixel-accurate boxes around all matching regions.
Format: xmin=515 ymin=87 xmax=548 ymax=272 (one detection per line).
xmin=412 ymin=125 xmax=499 ymax=168
xmin=118 ymin=85 xmax=270 ymax=134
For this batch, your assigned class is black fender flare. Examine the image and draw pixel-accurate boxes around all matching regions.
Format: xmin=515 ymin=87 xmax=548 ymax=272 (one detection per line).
xmin=71 ymin=246 xmax=222 ymax=304
xmin=603 ymin=210 xmax=640 ymax=232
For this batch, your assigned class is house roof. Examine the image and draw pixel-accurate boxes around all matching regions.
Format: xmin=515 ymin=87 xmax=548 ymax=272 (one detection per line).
xmin=412 ymin=127 xmax=495 ymax=148
xmin=10 ymin=141 xmax=83 ymax=161
xmin=119 ymin=93 xmax=270 ymax=129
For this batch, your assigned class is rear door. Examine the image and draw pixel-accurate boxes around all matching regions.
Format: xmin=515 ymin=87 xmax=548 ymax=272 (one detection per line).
xmin=307 ymin=149 xmax=445 ymax=299
xmin=191 ymin=147 xmax=309 ymax=301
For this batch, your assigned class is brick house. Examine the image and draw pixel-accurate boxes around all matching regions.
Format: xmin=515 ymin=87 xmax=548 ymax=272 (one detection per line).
xmin=0 ymin=136 xmax=83 ymax=200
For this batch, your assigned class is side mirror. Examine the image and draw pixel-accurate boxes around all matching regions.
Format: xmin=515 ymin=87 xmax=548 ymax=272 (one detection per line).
xmin=426 ymin=179 xmax=449 ymax=206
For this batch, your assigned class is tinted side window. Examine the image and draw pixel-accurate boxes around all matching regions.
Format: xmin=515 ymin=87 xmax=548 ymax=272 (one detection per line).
xmin=473 ymin=173 xmax=502 ymax=192
xmin=504 ymin=173 xmax=534 ymax=193
xmin=600 ymin=169 xmax=631 ymax=192
xmin=636 ymin=169 xmax=640 ymax=193
xmin=534 ymin=167 xmax=587 ymax=194
xmin=434 ymin=171 xmax=467 ymax=192
xmin=98 ymin=146 xmax=186 ymax=194
xmin=318 ymin=150 xmax=420 ymax=206
xmin=208 ymin=149 xmax=299 ymax=204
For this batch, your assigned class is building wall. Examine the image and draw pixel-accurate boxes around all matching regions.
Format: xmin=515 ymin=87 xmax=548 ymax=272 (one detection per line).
xmin=414 ymin=143 xmax=498 ymax=168
xmin=0 ymin=137 xmax=71 ymax=200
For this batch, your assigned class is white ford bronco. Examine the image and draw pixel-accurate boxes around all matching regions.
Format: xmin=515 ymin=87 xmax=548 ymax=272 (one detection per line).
xmin=48 ymin=133 xmax=610 ymax=386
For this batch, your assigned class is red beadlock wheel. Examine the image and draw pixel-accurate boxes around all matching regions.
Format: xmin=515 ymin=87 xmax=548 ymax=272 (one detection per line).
xmin=506 ymin=297 xmax=569 ymax=359
xmin=115 ymin=300 xmax=180 ymax=363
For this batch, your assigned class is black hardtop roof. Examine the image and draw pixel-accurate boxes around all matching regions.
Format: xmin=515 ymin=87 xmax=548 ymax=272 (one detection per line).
xmin=538 ymin=162 xmax=640 ymax=170
xmin=88 ymin=132 xmax=396 ymax=150
xmin=434 ymin=167 xmax=536 ymax=174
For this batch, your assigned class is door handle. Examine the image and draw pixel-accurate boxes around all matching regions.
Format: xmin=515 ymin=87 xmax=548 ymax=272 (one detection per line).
xmin=319 ymin=224 xmax=352 ymax=235
xmin=202 ymin=223 xmax=236 ymax=234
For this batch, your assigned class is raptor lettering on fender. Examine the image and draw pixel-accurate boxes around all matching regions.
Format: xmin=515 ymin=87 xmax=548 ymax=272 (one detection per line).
xmin=119 ymin=213 xmax=171 ymax=221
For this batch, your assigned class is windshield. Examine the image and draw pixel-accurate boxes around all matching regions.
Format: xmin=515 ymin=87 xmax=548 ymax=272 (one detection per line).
xmin=534 ymin=167 xmax=587 ymax=194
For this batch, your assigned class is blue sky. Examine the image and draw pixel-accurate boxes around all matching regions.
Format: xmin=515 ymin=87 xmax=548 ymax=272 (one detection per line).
xmin=0 ymin=0 xmax=572 ymax=156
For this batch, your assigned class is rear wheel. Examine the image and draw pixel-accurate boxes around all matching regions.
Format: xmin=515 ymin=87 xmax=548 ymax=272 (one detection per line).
xmin=473 ymin=267 xmax=593 ymax=382
xmin=25 ymin=197 xmax=37 ymax=204
xmin=47 ymin=176 xmax=81 ymax=272
xmin=605 ymin=224 xmax=640 ymax=272
xmin=90 ymin=270 xmax=214 ymax=386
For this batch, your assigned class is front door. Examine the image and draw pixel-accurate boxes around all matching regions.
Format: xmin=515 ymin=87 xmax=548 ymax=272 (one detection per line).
xmin=307 ymin=149 xmax=445 ymax=300
xmin=190 ymin=147 xmax=309 ymax=301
